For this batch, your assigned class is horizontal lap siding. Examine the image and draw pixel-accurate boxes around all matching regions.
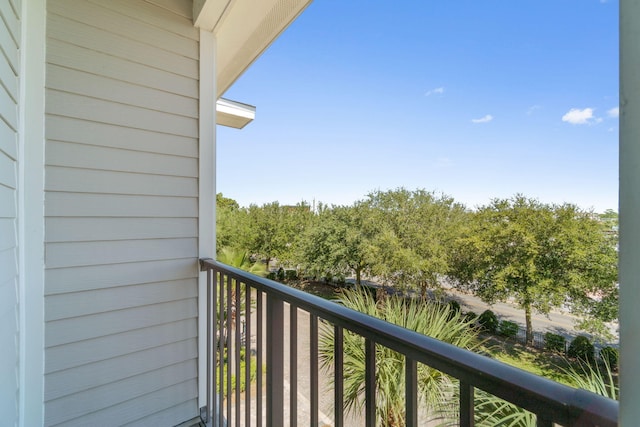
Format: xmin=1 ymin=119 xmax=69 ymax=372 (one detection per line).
xmin=0 ymin=0 xmax=20 ymax=426
xmin=44 ymin=1 xmax=200 ymax=426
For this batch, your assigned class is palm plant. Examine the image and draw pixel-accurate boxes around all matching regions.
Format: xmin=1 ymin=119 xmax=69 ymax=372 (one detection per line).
xmin=216 ymin=247 xmax=266 ymax=350
xmin=562 ymin=359 xmax=618 ymax=400
xmin=319 ymin=288 xmax=481 ymax=426
xmin=217 ymin=247 xmax=268 ymax=276
xmin=471 ymin=391 xmax=537 ymax=427
xmin=215 ymin=247 xmax=268 ymax=388
xmin=471 ymin=358 xmax=618 ymax=427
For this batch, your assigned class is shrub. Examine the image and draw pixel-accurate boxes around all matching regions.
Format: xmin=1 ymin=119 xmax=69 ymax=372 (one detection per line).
xmin=599 ymin=346 xmax=619 ymax=369
xmin=464 ymin=311 xmax=478 ymax=324
xmin=498 ymin=320 xmax=519 ymax=338
xmin=217 ymin=348 xmax=258 ymax=392
xmin=285 ymin=269 xmax=298 ymax=281
xmin=276 ymin=267 xmax=285 ymax=282
xmin=544 ymin=332 xmax=566 ymax=353
xmin=478 ymin=310 xmax=499 ymax=333
xmin=568 ymin=335 xmax=595 ymax=363
xmin=266 ymin=272 xmax=277 ymax=281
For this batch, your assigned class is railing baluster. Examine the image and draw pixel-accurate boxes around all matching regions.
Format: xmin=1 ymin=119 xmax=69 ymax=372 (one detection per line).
xmin=226 ymin=275 xmax=232 ymax=424
xmin=266 ymin=294 xmax=284 ymax=427
xmin=218 ymin=272 xmax=225 ymax=427
xmin=334 ymin=325 xmax=344 ymax=427
xmin=290 ymin=305 xmax=298 ymax=427
xmin=257 ymin=291 xmax=263 ymax=427
xmin=245 ymin=283 xmax=251 ymax=427
xmin=406 ymin=357 xmax=417 ymax=427
xmin=208 ymin=269 xmax=215 ymax=424
xmin=204 ymin=270 xmax=216 ymax=423
xmin=200 ymin=260 xmax=619 ymax=427
xmin=460 ymin=381 xmax=474 ymax=427
xmin=536 ymin=414 xmax=553 ymax=427
xmin=310 ymin=315 xmax=319 ymax=427
xmin=235 ymin=278 xmax=241 ymax=427
xmin=365 ymin=338 xmax=376 ymax=427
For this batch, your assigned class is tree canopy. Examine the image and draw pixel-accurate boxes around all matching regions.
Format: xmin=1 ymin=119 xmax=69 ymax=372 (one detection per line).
xmin=216 ymin=191 xmax=618 ymax=341
xmin=296 ymin=203 xmax=376 ymax=285
xmin=364 ymin=189 xmax=467 ymax=297
xmin=449 ymin=196 xmax=618 ymax=343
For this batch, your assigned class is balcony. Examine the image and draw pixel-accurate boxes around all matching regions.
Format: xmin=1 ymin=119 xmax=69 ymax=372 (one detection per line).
xmin=199 ymin=259 xmax=618 ymax=427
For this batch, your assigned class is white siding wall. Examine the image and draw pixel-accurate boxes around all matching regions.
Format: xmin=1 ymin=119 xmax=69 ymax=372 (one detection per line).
xmin=44 ymin=1 xmax=200 ymax=425
xmin=0 ymin=0 xmax=21 ymax=425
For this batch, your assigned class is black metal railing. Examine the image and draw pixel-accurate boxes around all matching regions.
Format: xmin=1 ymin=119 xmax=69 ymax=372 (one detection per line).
xmin=200 ymin=259 xmax=618 ymax=427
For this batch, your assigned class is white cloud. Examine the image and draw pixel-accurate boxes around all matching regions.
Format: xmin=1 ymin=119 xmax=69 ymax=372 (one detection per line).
xmin=425 ymin=87 xmax=445 ymax=97
xmin=526 ymin=105 xmax=542 ymax=115
xmin=471 ymin=114 xmax=493 ymax=124
xmin=562 ymin=108 xmax=599 ymax=125
xmin=434 ymin=157 xmax=452 ymax=168
xmin=607 ymin=107 xmax=619 ymax=118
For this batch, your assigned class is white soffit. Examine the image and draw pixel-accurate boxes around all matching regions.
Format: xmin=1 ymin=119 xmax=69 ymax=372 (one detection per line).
xmin=216 ymin=98 xmax=256 ymax=129
xmin=192 ymin=0 xmax=233 ymax=31
xmin=205 ymin=0 xmax=313 ymax=97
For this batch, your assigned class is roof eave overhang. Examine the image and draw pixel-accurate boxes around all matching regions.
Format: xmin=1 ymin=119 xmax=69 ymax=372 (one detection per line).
xmin=193 ymin=0 xmax=313 ymax=98
xmin=216 ymin=98 xmax=256 ymax=129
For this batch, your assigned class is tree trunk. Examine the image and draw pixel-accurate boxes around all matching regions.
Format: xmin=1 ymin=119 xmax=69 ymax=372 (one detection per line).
xmin=376 ymin=287 xmax=386 ymax=304
xmin=525 ymin=304 xmax=534 ymax=346
xmin=355 ymin=267 xmax=361 ymax=286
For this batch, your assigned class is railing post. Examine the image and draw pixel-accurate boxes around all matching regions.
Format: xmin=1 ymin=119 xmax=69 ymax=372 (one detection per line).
xmin=334 ymin=326 xmax=344 ymax=427
xmin=218 ymin=273 xmax=226 ymax=427
xmin=211 ymin=269 xmax=219 ymax=426
xmin=310 ymin=315 xmax=319 ymax=427
xmin=460 ymin=381 xmax=474 ymax=427
xmin=266 ymin=294 xmax=284 ymax=427
xmin=206 ymin=267 xmax=212 ymax=424
xmin=536 ymin=415 xmax=553 ymax=427
xmin=365 ymin=338 xmax=376 ymax=427
xmin=290 ymin=305 xmax=298 ymax=427
xmin=406 ymin=358 xmax=417 ymax=426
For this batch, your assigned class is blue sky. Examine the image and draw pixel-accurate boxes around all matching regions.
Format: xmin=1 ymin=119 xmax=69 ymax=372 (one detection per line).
xmin=218 ymin=1 xmax=619 ymax=212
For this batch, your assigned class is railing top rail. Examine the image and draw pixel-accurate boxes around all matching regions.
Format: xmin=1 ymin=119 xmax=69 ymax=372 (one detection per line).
xmin=200 ymin=259 xmax=618 ymax=426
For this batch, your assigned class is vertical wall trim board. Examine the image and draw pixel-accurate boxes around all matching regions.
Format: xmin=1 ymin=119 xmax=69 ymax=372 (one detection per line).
xmin=197 ymin=27 xmax=216 ymax=412
xmin=620 ymin=0 xmax=640 ymax=423
xmin=18 ymin=0 xmax=46 ymax=426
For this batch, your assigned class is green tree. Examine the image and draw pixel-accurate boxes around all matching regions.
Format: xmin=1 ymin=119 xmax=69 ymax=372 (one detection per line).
xmin=450 ymin=196 xmax=618 ymax=345
xmin=246 ymin=202 xmax=284 ymax=268
xmin=297 ymin=203 xmax=375 ymax=285
xmin=365 ymin=188 xmax=467 ymax=298
xmin=216 ymin=193 xmax=249 ymax=251
xmin=319 ymin=289 xmax=481 ymax=426
xmin=245 ymin=201 xmax=313 ymax=268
